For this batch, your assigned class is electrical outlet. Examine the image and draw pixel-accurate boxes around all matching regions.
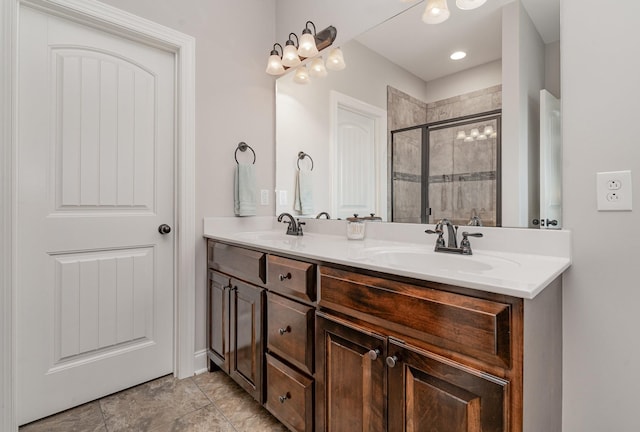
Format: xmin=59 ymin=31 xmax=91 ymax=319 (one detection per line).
xmin=597 ymin=170 xmax=632 ymax=211
xmin=260 ymin=189 xmax=269 ymax=206
xmin=607 ymin=180 xmax=621 ymax=190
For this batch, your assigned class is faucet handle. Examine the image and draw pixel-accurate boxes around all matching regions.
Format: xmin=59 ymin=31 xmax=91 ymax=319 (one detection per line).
xmin=460 ymin=232 xmax=483 ymax=255
xmin=461 ymin=232 xmax=483 ymax=238
xmin=297 ymin=219 xmax=305 ymax=235
xmin=425 ymin=229 xmax=445 ymax=248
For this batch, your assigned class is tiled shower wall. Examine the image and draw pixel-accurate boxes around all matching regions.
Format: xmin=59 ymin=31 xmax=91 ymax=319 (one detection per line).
xmin=388 ymin=85 xmax=502 ymax=226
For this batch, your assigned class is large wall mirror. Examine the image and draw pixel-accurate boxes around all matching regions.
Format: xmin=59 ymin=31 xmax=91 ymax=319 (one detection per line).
xmin=275 ymin=0 xmax=561 ymax=228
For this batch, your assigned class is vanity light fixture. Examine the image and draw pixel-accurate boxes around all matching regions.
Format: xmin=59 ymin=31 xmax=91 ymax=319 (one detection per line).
xmin=422 ymin=0 xmax=487 ymax=25
xmin=298 ymin=21 xmax=319 ymax=58
xmin=423 ymin=0 xmax=450 ymax=24
xmin=293 ymin=65 xmax=310 ymax=84
xmin=326 ymin=47 xmax=346 ymax=71
xmin=309 ymin=57 xmax=328 ymax=78
xmin=265 ymin=43 xmax=285 ymax=75
xmin=282 ymin=33 xmax=301 ymax=68
xmin=450 ymin=51 xmax=467 ymax=60
xmin=265 ymin=22 xmax=340 ymax=84
xmin=456 ymin=125 xmax=497 ymax=142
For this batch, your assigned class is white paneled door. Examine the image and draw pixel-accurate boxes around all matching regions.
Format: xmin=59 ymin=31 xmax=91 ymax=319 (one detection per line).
xmin=17 ymin=6 xmax=175 ymax=424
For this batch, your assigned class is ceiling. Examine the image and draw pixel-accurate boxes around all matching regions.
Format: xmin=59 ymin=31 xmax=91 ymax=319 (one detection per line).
xmin=354 ymin=0 xmax=560 ymax=83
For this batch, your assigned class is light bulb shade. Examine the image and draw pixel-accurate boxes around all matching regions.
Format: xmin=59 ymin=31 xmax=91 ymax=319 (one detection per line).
xmin=456 ymin=131 xmax=466 ymax=140
xmin=423 ymin=0 xmax=450 ymax=24
xmin=463 ymin=136 xmax=474 ymax=142
xmin=309 ymin=57 xmax=328 ymax=78
xmin=293 ymin=66 xmax=310 ymax=84
xmin=326 ymin=47 xmax=346 ymax=71
xmin=298 ymin=32 xmax=319 ymax=58
xmin=470 ymin=128 xmax=479 ymax=137
xmin=489 ymin=132 xmax=497 ymax=138
xmin=483 ymin=125 xmax=494 ymax=135
xmin=456 ymin=0 xmax=486 ymax=10
xmin=265 ymin=54 xmax=285 ymax=75
xmin=477 ymin=134 xmax=487 ymax=140
xmin=282 ymin=42 xmax=301 ymax=67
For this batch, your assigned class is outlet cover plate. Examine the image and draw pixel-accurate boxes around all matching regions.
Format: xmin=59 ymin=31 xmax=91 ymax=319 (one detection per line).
xmin=597 ymin=170 xmax=632 ymax=211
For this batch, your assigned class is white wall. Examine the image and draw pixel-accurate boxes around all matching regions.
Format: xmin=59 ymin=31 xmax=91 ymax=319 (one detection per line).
xmin=562 ymin=1 xmax=640 ymax=430
xmin=98 ymin=0 xmax=276 ymax=354
xmin=424 ymin=59 xmax=502 ymax=103
xmin=501 ymin=1 xmax=545 ymax=228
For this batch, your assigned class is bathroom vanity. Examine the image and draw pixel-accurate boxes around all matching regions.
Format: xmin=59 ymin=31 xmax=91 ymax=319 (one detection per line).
xmin=204 ymin=217 xmax=570 ymax=432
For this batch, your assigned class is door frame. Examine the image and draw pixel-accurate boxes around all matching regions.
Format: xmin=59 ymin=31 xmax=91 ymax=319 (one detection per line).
xmin=1 ymin=0 xmax=196 ymax=429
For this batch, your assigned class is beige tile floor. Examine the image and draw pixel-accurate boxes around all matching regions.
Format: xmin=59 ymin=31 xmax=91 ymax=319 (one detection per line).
xmin=19 ymin=371 xmax=288 ymax=432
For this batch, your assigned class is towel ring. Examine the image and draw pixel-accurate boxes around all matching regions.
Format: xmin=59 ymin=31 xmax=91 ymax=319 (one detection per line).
xmin=297 ymin=151 xmax=314 ymax=171
xmin=235 ymin=142 xmax=256 ymax=164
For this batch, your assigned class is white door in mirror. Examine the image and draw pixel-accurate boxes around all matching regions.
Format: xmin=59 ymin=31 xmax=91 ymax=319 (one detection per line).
xmin=597 ymin=170 xmax=633 ymax=211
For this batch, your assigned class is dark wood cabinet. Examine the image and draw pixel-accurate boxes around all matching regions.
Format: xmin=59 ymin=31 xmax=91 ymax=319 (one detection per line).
xmin=206 ymin=241 xmax=265 ymax=403
xmin=387 ymin=340 xmax=508 ymax=432
xmin=208 ymin=269 xmax=229 ymax=371
xmin=229 ymin=278 xmax=264 ymax=402
xmin=315 ymin=312 xmax=386 ymax=432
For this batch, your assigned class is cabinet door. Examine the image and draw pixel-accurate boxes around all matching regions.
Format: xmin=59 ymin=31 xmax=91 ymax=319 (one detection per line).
xmin=230 ymin=278 xmax=264 ymax=403
xmin=208 ymin=270 xmax=230 ymax=372
xmin=316 ymin=313 xmax=386 ymax=432
xmin=387 ymin=340 xmax=509 ymax=432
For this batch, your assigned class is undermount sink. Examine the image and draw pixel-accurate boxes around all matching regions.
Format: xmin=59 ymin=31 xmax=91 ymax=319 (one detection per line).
xmin=363 ymin=246 xmax=521 ymax=274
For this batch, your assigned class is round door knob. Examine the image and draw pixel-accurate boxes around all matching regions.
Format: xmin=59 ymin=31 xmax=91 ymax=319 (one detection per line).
xmin=386 ymin=355 xmax=398 ymax=368
xmin=158 ymin=224 xmax=172 ymax=234
xmin=367 ymin=349 xmax=381 ymax=361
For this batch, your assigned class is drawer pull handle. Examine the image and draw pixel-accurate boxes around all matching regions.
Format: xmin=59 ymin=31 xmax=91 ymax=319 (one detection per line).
xmin=279 ymin=392 xmax=291 ymax=403
xmin=386 ymin=355 xmax=398 ymax=368
xmin=278 ymin=326 xmax=291 ymax=336
xmin=367 ymin=349 xmax=381 ymax=361
xmin=278 ymin=273 xmax=292 ymax=281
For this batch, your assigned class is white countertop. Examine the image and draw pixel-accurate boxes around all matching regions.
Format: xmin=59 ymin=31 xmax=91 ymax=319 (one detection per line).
xmin=203 ymin=217 xmax=571 ymax=299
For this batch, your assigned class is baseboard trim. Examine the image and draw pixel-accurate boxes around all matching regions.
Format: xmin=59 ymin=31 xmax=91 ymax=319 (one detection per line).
xmin=193 ymin=349 xmax=208 ymax=375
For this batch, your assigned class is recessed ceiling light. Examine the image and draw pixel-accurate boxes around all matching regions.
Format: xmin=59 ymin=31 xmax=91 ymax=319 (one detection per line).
xmin=450 ymin=51 xmax=467 ymax=60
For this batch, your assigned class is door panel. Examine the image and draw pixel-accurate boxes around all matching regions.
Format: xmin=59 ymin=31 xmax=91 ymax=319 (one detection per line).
xmin=387 ymin=341 xmax=508 ymax=432
xmin=229 ymin=279 xmax=264 ymax=402
xmin=17 ymin=6 xmax=175 ymax=424
xmin=208 ymin=270 xmax=230 ymax=371
xmin=315 ymin=313 xmax=386 ymax=432
xmin=539 ymin=89 xmax=562 ymax=229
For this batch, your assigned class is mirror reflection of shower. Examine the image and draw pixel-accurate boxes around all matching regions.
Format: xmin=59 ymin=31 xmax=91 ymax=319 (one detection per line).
xmin=391 ymin=111 xmax=501 ymax=226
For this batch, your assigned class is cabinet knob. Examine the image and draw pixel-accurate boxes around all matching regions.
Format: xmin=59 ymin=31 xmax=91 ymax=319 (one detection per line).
xmin=279 ymin=392 xmax=290 ymax=403
xmin=386 ymin=355 xmax=398 ymax=368
xmin=278 ymin=273 xmax=292 ymax=281
xmin=367 ymin=349 xmax=381 ymax=361
xmin=278 ymin=326 xmax=291 ymax=336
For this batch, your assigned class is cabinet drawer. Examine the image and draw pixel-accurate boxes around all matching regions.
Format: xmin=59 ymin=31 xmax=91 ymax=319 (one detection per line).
xmin=210 ymin=242 xmax=266 ymax=285
xmin=267 ymin=292 xmax=314 ymax=375
xmin=319 ymin=266 xmax=512 ymax=368
xmin=267 ymin=255 xmax=315 ymax=303
xmin=265 ymin=354 xmax=313 ymax=432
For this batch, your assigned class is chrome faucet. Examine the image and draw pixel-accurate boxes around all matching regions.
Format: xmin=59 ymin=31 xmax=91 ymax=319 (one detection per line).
xmin=277 ymin=212 xmax=305 ymax=236
xmin=425 ymin=218 xmax=483 ymax=255
xmin=315 ymin=212 xmax=331 ymax=219
xmin=438 ymin=218 xmax=458 ymax=248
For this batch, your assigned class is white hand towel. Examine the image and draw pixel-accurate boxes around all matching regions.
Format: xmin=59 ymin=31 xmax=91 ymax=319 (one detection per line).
xmin=234 ymin=163 xmax=257 ymax=216
xmin=294 ymin=170 xmax=314 ymax=215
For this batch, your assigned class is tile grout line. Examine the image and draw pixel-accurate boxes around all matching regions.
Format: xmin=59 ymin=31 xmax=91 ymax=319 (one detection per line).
xmin=191 ymin=374 xmax=240 ymax=432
